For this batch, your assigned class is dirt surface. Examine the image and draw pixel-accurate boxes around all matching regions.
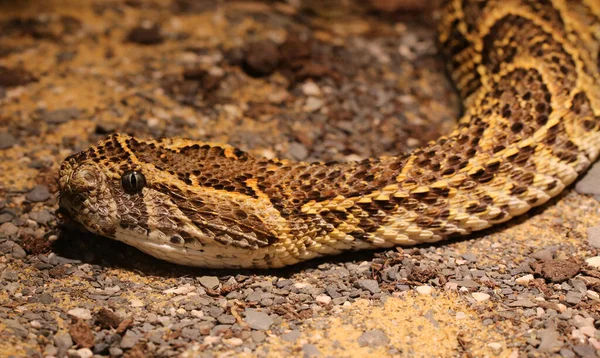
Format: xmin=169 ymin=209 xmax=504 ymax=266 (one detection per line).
xmin=1 ymin=1 xmax=599 ymax=357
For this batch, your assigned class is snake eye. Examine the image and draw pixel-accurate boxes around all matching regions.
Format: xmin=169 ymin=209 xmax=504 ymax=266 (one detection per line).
xmin=121 ymin=170 xmax=146 ymax=194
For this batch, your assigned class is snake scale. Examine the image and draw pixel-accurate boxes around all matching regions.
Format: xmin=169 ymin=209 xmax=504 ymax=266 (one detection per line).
xmin=58 ymin=0 xmax=600 ymax=269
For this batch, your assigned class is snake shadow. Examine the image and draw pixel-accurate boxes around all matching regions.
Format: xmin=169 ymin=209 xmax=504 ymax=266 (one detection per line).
xmin=52 ymin=183 xmax=576 ymax=280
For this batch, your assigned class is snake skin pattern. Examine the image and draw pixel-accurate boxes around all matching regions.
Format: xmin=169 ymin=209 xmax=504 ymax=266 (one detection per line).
xmin=59 ymin=0 xmax=600 ymax=268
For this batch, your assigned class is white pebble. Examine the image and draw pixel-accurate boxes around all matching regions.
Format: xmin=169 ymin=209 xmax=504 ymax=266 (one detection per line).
xmin=416 ymin=285 xmax=433 ymax=295
xmin=301 ymin=81 xmax=322 ymax=96
xmin=587 ymin=290 xmax=600 ymax=302
xmin=67 ymin=308 xmax=92 ymax=320
xmin=163 ymin=283 xmax=195 ymax=295
xmin=315 ymin=295 xmax=332 ymax=305
xmin=515 ymin=274 xmax=534 ymax=286
xmin=30 ymin=320 xmax=42 ymax=329
xmin=472 ymin=292 xmax=490 ymax=302
xmin=487 ymin=342 xmax=502 ymax=351
xmin=224 ymin=337 xmax=244 ymax=347
xmin=191 ymin=310 xmax=204 ymax=318
xmin=455 ymin=259 xmax=468 ymax=265
xmin=556 ymin=303 xmax=567 ymax=313
xmin=585 ymin=256 xmax=600 ymax=269
xmin=76 ymin=348 xmax=93 ymax=358
xmin=455 ymin=312 xmax=467 ymax=320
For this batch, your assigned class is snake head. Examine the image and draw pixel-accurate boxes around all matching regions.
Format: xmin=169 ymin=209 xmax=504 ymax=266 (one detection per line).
xmin=58 ymin=151 xmax=120 ymax=238
xmin=58 ymin=134 xmax=290 ymax=268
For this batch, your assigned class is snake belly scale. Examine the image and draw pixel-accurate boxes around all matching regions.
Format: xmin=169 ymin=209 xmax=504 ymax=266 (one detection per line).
xmin=58 ymin=0 xmax=600 ymax=269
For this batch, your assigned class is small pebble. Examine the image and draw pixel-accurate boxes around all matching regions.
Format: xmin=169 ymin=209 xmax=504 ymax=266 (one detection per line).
xmin=586 ymin=290 xmax=600 ymax=302
xmin=68 ymin=308 xmax=92 ymax=320
xmin=29 ymin=210 xmax=54 ymax=225
xmin=587 ymin=226 xmax=600 ymax=248
xmin=357 ymin=329 xmax=390 ymax=347
xmin=53 ymin=332 xmax=73 ymax=353
xmin=575 ymin=162 xmax=600 ymax=195
xmin=25 ymin=185 xmax=51 ymax=202
xmin=357 ymin=279 xmax=381 ymax=294
xmin=538 ymin=329 xmax=563 ymax=353
xmin=487 ymin=342 xmax=502 ymax=351
xmin=76 ymin=348 xmax=93 ymax=358
xmin=130 ymin=298 xmax=145 ymax=307
xmin=315 ymin=295 xmax=332 ymax=305
xmin=580 ymin=326 xmax=596 ymax=337
xmin=415 ymin=285 xmax=433 ymax=295
xmin=302 ymin=343 xmax=321 ymax=358
xmin=516 ymin=274 xmax=534 ymax=285
xmin=119 ymin=330 xmax=139 ymax=349
xmin=455 ymin=312 xmax=466 ymax=320
xmin=1 ymin=269 xmax=19 ymax=281
xmin=224 ymin=337 xmax=244 ymax=347
xmin=244 ymin=310 xmax=273 ymax=330
xmin=585 ymin=256 xmax=600 ymax=269
xmin=0 ymin=222 xmax=18 ymax=237
xmin=471 ymin=292 xmax=490 ymax=302
xmin=198 ymin=276 xmax=220 ymax=290
xmin=301 ymin=81 xmax=322 ymax=96
xmin=281 ymin=330 xmax=301 ymax=343
xmin=40 ymin=107 xmax=81 ymax=124
xmin=0 ymin=132 xmax=17 ymax=149
xmin=573 ymin=344 xmax=596 ymax=357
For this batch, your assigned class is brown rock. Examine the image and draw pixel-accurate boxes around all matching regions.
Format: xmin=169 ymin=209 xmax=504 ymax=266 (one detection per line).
xmin=0 ymin=66 xmax=37 ymax=87
xmin=534 ymin=260 xmax=581 ymax=283
xmin=243 ymin=41 xmax=280 ymax=77
xmin=126 ymin=24 xmax=163 ymax=45
xmin=69 ymin=319 xmax=94 ymax=348
xmin=96 ymin=308 xmax=121 ymax=329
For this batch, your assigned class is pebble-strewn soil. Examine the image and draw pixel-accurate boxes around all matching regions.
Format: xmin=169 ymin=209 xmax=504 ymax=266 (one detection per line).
xmin=1 ymin=1 xmax=600 ymax=357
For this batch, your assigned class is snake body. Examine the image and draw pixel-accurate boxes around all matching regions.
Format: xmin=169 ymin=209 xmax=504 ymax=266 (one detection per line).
xmin=59 ymin=0 xmax=600 ymax=268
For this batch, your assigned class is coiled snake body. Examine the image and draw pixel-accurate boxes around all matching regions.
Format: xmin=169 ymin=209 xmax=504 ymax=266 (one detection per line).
xmin=59 ymin=0 xmax=600 ymax=268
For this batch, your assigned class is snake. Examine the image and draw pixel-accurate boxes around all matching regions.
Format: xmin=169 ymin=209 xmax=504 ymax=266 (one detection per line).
xmin=58 ymin=0 xmax=600 ymax=269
